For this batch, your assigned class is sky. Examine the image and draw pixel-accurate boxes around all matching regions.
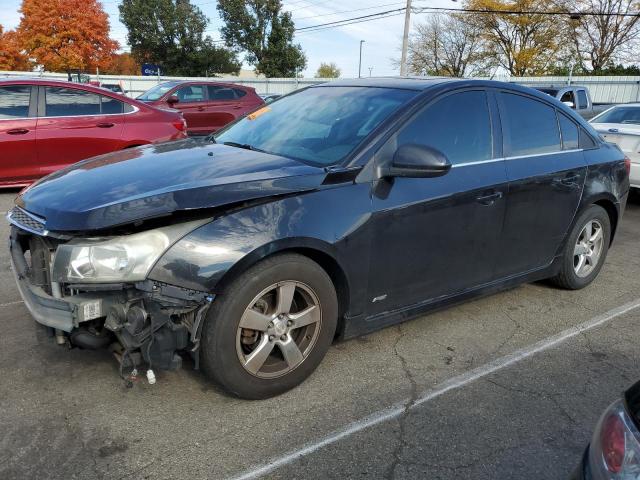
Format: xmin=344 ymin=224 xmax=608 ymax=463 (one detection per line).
xmin=0 ymin=0 xmax=459 ymax=78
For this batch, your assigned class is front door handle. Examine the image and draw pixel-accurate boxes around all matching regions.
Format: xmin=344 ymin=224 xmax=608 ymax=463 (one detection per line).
xmin=6 ymin=128 xmax=29 ymax=135
xmin=96 ymin=122 xmax=115 ymax=128
xmin=476 ymin=191 xmax=503 ymax=206
xmin=197 ymin=106 xmax=205 ymax=111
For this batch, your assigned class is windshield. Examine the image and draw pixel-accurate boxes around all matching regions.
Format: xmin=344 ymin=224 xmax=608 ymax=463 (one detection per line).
xmin=535 ymin=88 xmax=559 ymax=96
xmin=592 ymin=106 xmax=640 ymax=125
xmin=137 ymin=82 xmax=180 ymax=101
xmin=214 ymin=86 xmax=417 ymax=166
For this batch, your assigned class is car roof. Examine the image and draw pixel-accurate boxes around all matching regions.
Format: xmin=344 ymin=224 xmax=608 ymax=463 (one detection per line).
xmin=157 ymin=80 xmax=253 ymax=90
xmin=313 ymin=77 xmax=564 ymax=97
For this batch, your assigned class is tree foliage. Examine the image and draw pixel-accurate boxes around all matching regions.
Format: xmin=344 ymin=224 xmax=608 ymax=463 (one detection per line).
xmin=315 ymin=62 xmax=341 ymax=78
xmin=561 ymin=0 xmax=640 ymax=72
xmin=217 ymin=0 xmax=307 ymax=77
xmin=407 ymin=13 xmax=489 ymax=77
xmin=0 ymin=25 xmax=31 ymax=71
xmin=464 ymin=0 xmax=563 ymax=76
xmin=103 ymin=53 xmax=140 ymax=75
xmin=120 ymin=0 xmax=240 ymax=76
xmin=17 ymin=0 xmax=118 ymax=72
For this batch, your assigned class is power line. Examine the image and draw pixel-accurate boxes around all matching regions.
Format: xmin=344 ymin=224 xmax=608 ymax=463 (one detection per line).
xmin=293 ymin=2 xmax=406 ymax=21
xmin=296 ymin=7 xmax=406 ymax=31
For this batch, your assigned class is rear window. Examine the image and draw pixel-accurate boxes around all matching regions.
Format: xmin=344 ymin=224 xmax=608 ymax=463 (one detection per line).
xmin=0 ymin=85 xmax=31 ymax=119
xmin=500 ymin=93 xmax=561 ymax=156
xmin=577 ymin=90 xmax=588 ymax=109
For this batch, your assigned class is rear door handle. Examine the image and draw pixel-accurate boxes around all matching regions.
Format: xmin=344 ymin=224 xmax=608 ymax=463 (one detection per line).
xmin=197 ymin=106 xmax=205 ymax=111
xmin=6 ymin=128 xmax=29 ymax=135
xmin=96 ymin=122 xmax=115 ymax=128
xmin=232 ymin=106 xmax=243 ymax=110
xmin=476 ymin=191 xmax=503 ymax=206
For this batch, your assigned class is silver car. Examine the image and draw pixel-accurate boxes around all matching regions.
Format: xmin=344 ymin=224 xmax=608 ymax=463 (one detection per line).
xmin=591 ymin=104 xmax=640 ymax=189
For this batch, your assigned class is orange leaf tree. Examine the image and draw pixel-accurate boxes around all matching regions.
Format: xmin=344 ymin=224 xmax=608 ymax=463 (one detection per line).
xmin=0 ymin=25 xmax=31 ymax=70
xmin=17 ymin=0 xmax=119 ymax=73
xmin=103 ymin=52 xmax=140 ymax=75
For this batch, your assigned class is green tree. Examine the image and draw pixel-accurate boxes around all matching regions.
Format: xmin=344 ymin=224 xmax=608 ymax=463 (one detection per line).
xmin=119 ymin=0 xmax=240 ymax=76
xmin=315 ymin=62 xmax=340 ymax=78
xmin=217 ymin=0 xmax=306 ymax=77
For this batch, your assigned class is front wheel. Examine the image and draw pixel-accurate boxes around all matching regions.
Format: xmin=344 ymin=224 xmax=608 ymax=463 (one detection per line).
xmin=549 ymin=204 xmax=611 ymax=290
xmin=200 ymin=253 xmax=338 ymax=399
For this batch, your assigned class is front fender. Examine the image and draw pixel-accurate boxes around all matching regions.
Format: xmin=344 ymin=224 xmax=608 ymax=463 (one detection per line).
xmin=148 ymin=183 xmax=373 ymax=315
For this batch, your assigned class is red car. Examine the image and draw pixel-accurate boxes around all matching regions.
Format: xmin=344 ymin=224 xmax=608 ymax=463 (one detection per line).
xmin=137 ymin=81 xmax=264 ymax=135
xmin=0 ymin=79 xmax=187 ymax=188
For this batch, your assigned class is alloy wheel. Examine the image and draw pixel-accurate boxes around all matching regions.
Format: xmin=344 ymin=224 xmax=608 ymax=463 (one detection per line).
xmin=573 ymin=219 xmax=604 ymax=278
xmin=235 ymin=281 xmax=322 ymax=379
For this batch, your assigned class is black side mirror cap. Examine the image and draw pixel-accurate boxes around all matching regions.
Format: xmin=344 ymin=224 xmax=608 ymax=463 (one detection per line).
xmin=379 ymin=144 xmax=452 ymax=179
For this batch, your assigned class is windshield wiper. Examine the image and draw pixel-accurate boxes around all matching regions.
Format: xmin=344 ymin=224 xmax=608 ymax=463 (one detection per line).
xmin=222 ymin=141 xmax=264 ymax=152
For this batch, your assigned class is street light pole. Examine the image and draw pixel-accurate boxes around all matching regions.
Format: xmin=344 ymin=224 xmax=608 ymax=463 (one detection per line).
xmin=359 ymin=40 xmax=365 ymax=78
xmin=400 ymin=0 xmax=412 ymax=76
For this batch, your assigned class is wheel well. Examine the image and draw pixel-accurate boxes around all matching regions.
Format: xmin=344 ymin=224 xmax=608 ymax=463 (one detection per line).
xmin=286 ymin=248 xmax=350 ymax=339
xmin=593 ymin=199 xmax=618 ymax=244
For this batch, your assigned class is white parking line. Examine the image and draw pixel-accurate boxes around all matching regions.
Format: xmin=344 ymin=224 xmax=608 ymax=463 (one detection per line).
xmin=0 ymin=300 xmax=23 ymax=308
xmin=230 ymin=297 xmax=640 ymax=480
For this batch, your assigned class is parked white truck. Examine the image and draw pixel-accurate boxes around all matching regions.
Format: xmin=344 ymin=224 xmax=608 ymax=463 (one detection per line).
xmin=532 ymin=85 xmax=610 ymax=120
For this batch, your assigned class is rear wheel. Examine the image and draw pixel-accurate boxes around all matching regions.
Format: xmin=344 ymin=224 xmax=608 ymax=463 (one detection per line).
xmin=200 ymin=253 xmax=338 ymax=399
xmin=549 ymin=205 xmax=611 ymax=290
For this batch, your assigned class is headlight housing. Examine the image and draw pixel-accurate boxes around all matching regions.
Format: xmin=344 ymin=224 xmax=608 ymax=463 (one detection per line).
xmin=52 ymin=220 xmax=207 ymax=283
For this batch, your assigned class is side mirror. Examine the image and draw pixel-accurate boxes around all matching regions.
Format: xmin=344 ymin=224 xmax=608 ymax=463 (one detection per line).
xmin=563 ymin=101 xmax=575 ymax=109
xmin=379 ymin=144 xmax=452 ymax=178
xmin=167 ymin=95 xmax=179 ymax=105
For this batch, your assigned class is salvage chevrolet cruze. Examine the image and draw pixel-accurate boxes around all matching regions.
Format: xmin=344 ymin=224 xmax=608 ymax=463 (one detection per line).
xmin=8 ymin=78 xmax=631 ymax=399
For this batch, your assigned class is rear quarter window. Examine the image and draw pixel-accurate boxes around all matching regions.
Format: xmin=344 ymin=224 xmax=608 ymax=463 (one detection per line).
xmin=499 ymin=92 xmax=561 ymax=156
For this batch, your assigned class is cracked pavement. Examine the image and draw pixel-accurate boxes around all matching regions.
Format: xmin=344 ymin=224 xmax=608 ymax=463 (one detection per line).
xmin=0 ymin=192 xmax=639 ymax=480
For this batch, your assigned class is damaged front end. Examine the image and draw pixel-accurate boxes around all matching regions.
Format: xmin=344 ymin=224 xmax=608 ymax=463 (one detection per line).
xmin=8 ymin=207 xmax=213 ymax=384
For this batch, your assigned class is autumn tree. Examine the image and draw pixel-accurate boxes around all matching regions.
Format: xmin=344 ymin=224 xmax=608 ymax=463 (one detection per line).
xmin=120 ymin=0 xmax=240 ymax=76
xmin=217 ymin=0 xmax=307 ymax=77
xmin=465 ymin=0 xmax=563 ymax=76
xmin=406 ymin=13 xmax=489 ymax=77
xmin=103 ymin=53 xmax=140 ymax=75
xmin=17 ymin=0 xmax=118 ymax=73
xmin=315 ymin=62 xmax=341 ymax=78
xmin=0 ymin=25 xmax=31 ymax=71
xmin=559 ymin=0 xmax=640 ymax=72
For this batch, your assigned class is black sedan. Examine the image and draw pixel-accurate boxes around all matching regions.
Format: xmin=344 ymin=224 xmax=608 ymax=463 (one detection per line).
xmin=8 ymin=78 xmax=631 ymax=399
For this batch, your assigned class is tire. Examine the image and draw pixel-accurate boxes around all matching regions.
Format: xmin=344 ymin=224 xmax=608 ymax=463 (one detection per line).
xmin=549 ymin=205 xmax=611 ymax=290
xmin=200 ymin=253 xmax=338 ymax=399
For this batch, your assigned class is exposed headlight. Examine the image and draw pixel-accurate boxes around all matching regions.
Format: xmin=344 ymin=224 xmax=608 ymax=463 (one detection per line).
xmin=52 ymin=220 xmax=208 ymax=283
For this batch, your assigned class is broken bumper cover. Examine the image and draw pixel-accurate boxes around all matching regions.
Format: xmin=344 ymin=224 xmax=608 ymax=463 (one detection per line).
xmin=9 ymin=229 xmax=122 ymax=332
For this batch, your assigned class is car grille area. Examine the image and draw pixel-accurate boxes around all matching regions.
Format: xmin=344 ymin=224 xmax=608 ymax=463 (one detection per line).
xmin=8 ymin=207 xmax=47 ymax=236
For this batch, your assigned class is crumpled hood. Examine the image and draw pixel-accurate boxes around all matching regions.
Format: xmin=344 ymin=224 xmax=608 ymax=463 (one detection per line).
xmin=17 ymin=139 xmax=326 ymax=232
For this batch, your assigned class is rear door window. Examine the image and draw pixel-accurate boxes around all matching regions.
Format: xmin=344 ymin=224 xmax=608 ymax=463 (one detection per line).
xmin=45 ymin=87 xmax=101 ymax=116
xmin=499 ymin=93 xmax=561 ymax=156
xmin=558 ymin=113 xmax=579 ymax=150
xmin=396 ymin=90 xmax=493 ymax=165
xmin=0 ymin=85 xmax=32 ymax=119
xmin=208 ymin=86 xmax=238 ymax=101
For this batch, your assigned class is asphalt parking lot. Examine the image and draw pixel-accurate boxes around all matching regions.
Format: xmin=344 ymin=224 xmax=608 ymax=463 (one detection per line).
xmin=1 ymin=191 xmax=639 ymax=480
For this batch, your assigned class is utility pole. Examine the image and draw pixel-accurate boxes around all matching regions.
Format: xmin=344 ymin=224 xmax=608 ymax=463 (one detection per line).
xmin=400 ymin=0 xmax=412 ymax=76
xmin=368 ymin=67 xmax=373 ymax=77
xmin=358 ymin=40 xmax=365 ymax=78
